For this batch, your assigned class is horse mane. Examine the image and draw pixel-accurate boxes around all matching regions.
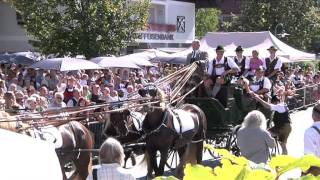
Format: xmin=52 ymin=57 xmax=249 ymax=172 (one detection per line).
xmin=0 ymin=111 xmax=29 ymax=132
xmin=157 ymin=88 xmax=166 ymax=111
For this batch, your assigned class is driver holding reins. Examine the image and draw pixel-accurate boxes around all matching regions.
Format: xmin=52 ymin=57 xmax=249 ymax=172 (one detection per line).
xmin=207 ymin=45 xmax=240 ymax=107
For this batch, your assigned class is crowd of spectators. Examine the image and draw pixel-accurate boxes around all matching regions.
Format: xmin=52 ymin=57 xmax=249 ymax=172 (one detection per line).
xmin=0 ymin=63 xmax=169 ymax=115
xmin=0 ymin=55 xmax=319 ymax=115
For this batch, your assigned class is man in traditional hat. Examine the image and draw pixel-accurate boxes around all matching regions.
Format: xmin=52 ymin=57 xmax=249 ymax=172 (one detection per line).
xmin=264 ymin=46 xmax=283 ymax=81
xmin=233 ymin=46 xmax=250 ymax=77
xmin=207 ymin=45 xmax=239 ymax=107
xmin=186 ymin=39 xmax=208 ymax=64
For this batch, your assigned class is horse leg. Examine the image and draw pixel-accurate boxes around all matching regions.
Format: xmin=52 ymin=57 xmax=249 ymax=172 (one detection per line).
xmin=156 ymin=148 xmax=169 ymax=176
xmin=196 ymin=141 xmax=204 ymax=164
xmin=146 ymin=147 xmax=157 ymax=179
xmin=176 ymin=145 xmax=187 ymax=179
xmin=74 ymin=151 xmax=92 ymax=180
xmin=185 ymin=143 xmax=197 ymax=165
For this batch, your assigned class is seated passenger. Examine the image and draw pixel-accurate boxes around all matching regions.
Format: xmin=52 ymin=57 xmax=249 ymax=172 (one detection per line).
xmin=207 ymin=45 xmax=240 ymax=107
xmin=247 ymin=50 xmax=264 ymax=79
xmin=242 ymin=66 xmax=272 ymax=97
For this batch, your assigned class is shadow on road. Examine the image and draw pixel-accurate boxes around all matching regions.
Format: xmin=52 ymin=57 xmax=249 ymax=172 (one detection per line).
xmin=137 ymin=159 xmax=221 ymax=180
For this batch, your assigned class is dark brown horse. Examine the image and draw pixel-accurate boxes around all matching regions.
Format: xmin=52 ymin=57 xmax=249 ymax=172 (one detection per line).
xmin=182 ymin=60 xmax=209 ymax=98
xmin=141 ymin=89 xmax=207 ymax=178
xmin=0 ymin=111 xmax=94 ymax=180
xmin=105 ymin=109 xmax=145 ymax=167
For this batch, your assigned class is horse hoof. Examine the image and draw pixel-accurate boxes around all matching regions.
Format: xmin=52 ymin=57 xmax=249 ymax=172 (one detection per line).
xmin=147 ymin=174 xmax=154 ymax=180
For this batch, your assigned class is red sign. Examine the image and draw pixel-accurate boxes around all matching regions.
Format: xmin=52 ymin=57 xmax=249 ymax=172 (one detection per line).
xmin=144 ymin=23 xmax=176 ymax=32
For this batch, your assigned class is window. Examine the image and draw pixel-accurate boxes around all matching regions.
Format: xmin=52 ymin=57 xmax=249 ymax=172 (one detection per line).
xmin=148 ymin=4 xmax=165 ymax=24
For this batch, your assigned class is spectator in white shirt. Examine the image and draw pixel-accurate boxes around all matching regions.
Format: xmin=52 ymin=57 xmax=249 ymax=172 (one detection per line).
xmin=86 ymin=137 xmax=135 ymax=180
xmin=100 ymin=87 xmax=113 ymax=102
xmin=49 ymin=92 xmax=66 ymax=110
xmin=304 ymin=103 xmax=320 ymax=175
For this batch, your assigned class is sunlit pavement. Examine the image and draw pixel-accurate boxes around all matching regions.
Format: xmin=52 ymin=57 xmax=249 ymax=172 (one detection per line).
xmin=125 ymin=107 xmax=314 ymax=179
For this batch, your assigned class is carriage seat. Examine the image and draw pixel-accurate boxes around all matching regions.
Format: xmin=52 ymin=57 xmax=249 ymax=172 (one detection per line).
xmin=33 ymin=126 xmax=63 ymax=148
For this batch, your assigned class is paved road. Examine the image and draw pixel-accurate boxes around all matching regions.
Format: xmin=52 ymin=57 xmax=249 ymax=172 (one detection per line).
xmin=125 ymin=107 xmax=314 ymax=179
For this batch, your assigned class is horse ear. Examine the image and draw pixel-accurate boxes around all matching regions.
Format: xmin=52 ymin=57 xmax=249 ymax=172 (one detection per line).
xmin=138 ymin=89 xmax=147 ymax=97
xmin=148 ymin=89 xmax=157 ymax=97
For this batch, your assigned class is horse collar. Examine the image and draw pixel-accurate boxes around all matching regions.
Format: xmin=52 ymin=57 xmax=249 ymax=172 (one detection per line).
xmin=145 ymin=110 xmax=169 ymax=136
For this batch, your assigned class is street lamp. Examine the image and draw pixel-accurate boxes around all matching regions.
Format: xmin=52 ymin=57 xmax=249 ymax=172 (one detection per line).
xmin=274 ymin=23 xmax=290 ymax=38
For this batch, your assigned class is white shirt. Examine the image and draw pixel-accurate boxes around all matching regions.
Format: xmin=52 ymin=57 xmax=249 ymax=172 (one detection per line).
xmin=263 ymin=56 xmax=282 ymax=71
xmin=191 ymin=50 xmax=200 ymax=58
xmin=270 ymin=103 xmax=287 ymax=113
xmin=86 ymin=163 xmax=135 ymax=180
xmin=207 ymin=56 xmax=239 ymax=76
xmin=249 ymin=76 xmax=272 ymax=92
xmin=304 ymin=121 xmax=320 ymax=157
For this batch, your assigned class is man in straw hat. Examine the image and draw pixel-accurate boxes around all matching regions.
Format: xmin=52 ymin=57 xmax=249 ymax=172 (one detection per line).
xmin=186 ymin=39 xmax=208 ymax=64
xmin=264 ymin=46 xmax=283 ymax=81
xmin=207 ymin=45 xmax=239 ymax=107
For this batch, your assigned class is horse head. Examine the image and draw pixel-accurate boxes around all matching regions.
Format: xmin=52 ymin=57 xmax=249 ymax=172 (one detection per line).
xmin=110 ymin=109 xmax=131 ymax=136
xmin=183 ymin=61 xmax=208 ymax=97
xmin=141 ymin=88 xmax=167 ymax=133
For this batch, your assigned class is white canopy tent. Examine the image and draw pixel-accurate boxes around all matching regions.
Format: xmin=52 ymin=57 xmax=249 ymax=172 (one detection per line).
xmin=157 ymin=31 xmax=316 ymax=64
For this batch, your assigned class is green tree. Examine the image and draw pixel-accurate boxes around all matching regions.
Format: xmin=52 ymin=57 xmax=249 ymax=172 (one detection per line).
xmin=195 ymin=8 xmax=221 ymax=38
xmin=9 ymin=0 xmax=150 ymax=59
xmin=224 ymin=0 xmax=320 ymax=52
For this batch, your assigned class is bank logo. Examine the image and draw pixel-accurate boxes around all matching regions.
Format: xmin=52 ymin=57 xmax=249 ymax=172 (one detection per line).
xmin=177 ymin=16 xmax=185 ymax=33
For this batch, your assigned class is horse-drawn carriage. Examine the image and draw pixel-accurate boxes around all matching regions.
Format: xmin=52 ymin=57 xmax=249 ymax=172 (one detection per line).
xmin=97 ymin=61 xmax=269 ymax=176
xmin=0 ymin=61 xmax=275 ymax=179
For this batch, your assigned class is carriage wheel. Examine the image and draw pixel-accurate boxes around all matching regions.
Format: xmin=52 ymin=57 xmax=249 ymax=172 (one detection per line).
xmin=269 ymin=138 xmax=282 ymax=157
xmin=204 ymin=138 xmax=219 ymax=158
xmin=225 ymin=129 xmax=241 ymax=156
xmin=205 ymin=133 xmax=230 ymax=158
xmin=165 ymin=149 xmax=180 ymax=171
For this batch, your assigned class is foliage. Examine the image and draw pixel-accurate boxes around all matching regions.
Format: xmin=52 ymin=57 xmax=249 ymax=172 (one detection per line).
xmin=154 ymin=144 xmax=320 ymax=180
xmin=195 ymin=8 xmax=221 ymax=38
xmin=154 ymin=176 xmax=178 ymax=180
xmin=9 ymin=0 xmax=150 ymax=59
xmin=224 ymin=0 xmax=320 ymax=52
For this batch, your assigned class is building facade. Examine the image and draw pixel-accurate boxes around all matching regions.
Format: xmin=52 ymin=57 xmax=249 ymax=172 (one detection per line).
xmin=133 ymin=0 xmax=195 ymax=51
xmin=0 ymin=0 xmax=196 ymax=53
xmin=0 ymin=1 xmax=34 ymax=53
